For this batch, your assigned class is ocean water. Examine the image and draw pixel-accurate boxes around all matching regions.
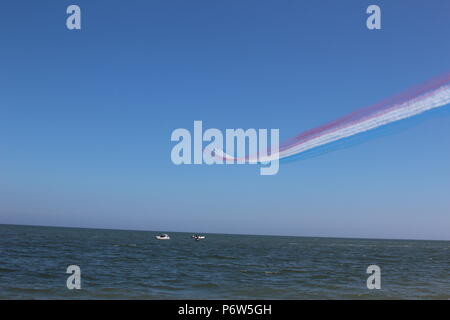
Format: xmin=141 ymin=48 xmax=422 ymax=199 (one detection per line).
xmin=0 ymin=224 xmax=448 ymax=299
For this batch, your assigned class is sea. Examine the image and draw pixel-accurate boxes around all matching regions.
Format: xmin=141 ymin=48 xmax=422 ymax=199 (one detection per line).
xmin=0 ymin=224 xmax=448 ymax=299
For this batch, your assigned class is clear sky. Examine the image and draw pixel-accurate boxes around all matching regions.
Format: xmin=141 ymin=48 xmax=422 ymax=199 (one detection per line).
xmin=1 ymin=0 xmax=450 ymax=240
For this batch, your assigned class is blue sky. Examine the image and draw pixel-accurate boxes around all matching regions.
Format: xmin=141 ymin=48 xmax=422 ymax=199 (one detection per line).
xmin=1 ymin=0 xmax=450 ymax=240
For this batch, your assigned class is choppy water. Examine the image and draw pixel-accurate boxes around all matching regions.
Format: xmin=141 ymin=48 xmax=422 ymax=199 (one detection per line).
xmin=0 ymin=224 xmax=448 ymax=299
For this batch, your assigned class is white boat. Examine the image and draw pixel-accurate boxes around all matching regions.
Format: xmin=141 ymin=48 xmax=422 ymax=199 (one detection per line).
xmin=155 ymin=234 xmax=170 ymax=240
xmin=192 ymin=235 xmax=205 ymax=240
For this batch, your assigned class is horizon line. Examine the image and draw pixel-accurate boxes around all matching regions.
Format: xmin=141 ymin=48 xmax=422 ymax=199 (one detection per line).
xmin=1 ymin=222 xmax=448 ymax=242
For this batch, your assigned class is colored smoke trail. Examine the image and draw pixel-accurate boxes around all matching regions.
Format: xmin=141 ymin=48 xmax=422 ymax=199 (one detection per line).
xmin=217 ymin=73 xmax=450 ymax=163
xmin=278 ymin=83 xmax=450 ymax=160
